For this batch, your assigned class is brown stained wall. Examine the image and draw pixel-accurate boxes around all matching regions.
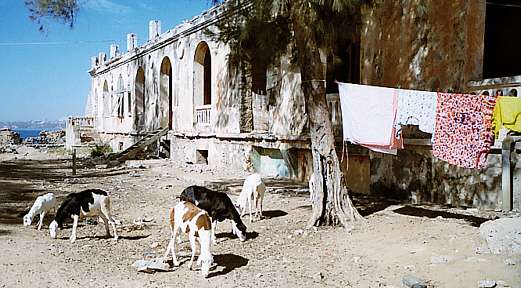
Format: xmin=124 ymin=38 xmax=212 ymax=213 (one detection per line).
xmin=358 ymin=1 xmax=518 ymax=210
xmin=361 ymin=0 xmax=485 ymax=91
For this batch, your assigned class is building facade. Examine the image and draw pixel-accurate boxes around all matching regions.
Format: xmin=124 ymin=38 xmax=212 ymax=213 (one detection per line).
xmin=68 ymin=0 xmax=521 ymax=210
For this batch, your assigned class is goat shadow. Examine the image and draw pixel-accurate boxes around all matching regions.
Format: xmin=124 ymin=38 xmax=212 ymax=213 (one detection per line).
xmin=261 ymin=210 xmax=288 ymax=219
xmin=207 ymin=253 xmax=249 ymax=278
xmin=56 ymin=234 xmax=150 ymax=241
xmin=215 ymin=231 xmax=259 ymax=242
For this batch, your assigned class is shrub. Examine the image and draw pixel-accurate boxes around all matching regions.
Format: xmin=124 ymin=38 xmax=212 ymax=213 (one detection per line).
xmin=90 ymin=143 xmax=112 ymax=158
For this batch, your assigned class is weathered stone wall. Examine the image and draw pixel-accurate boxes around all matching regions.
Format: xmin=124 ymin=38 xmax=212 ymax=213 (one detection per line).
xmin=361 ymin=0 xmax=486 ymax=91
xmin=370 ymin=149 xmax=508 ymax=209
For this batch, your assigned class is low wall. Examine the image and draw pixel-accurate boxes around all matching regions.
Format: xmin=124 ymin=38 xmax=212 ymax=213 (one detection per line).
xmin=370 ymin=147 xmax=519 ymax=210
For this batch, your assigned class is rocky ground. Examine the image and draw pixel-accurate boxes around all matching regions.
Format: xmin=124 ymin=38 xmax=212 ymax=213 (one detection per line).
xmin=0 ymin=147 xmax=520 ymax=288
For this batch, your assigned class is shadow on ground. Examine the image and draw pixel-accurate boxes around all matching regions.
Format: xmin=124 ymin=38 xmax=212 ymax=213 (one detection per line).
xmin=262 ymin=210 xmax=288 ymax=218
xmin=0 ymin=158 xmax=128 ymax=225
xmin=393 ymin=206 xmax=494 ymax=227
xmin=206 ymin=178 xmax=308 ymax=196
xmin=215 ymin=231 xmax=259 ymax=242
xmin=207 ymin=253 xmax=249 ymax=278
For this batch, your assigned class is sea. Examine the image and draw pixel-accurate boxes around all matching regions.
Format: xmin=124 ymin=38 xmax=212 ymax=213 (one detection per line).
xmin=14 ymin=129 xmax=41 ymax=140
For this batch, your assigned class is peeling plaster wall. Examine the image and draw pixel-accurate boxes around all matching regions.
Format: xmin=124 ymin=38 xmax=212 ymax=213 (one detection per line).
xmin=359 ymin=1 xmax=519 ymax=210
xmin=361 ymin=0 xmax=485 ymax=91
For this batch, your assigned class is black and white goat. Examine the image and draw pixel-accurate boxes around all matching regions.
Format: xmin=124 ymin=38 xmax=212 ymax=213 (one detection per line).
xmin=180 ymin=185 xmax=247 ymax=243
xmin=163 ymin=201 xmax=213 ymax=278
xmin=23 ymin=192 xmax=57 ymax=230
xmin=236 ymin=173 xmax=265 ymax=222
xmin=49 ymin=189 xmax=118 ymax=243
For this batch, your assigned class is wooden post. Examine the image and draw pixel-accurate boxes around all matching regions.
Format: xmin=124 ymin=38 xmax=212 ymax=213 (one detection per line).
xmin=72 ymin=149 xmax=77 ymax=176
xmin=501 ymin=136 xmax=513 ymax=211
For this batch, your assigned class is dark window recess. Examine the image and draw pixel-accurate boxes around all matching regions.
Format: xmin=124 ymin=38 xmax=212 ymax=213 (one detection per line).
xmin=196 ymin=150 xmax=208 ymax=165
xmin=252 ymin=61 xmax=268 ymax=95
xmin=483 ymin=0 xmax=521 ymax=78
xmin=203 ymin=49 xmax=212 ymax=105
xmin=326 ymin=42 xmax=360 ymax=94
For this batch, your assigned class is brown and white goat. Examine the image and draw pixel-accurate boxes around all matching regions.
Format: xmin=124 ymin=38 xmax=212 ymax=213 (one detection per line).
xmin=163 ymin=201 xmax=213 ymax=278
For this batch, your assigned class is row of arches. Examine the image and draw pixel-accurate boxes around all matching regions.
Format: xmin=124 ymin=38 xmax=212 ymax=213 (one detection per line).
xmin=95 ymin=41 xmax=212 ymax=131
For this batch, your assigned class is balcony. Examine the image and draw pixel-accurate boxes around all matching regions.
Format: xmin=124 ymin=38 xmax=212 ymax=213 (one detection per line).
xmin=196 ymin=105 xmax=212 ymax=126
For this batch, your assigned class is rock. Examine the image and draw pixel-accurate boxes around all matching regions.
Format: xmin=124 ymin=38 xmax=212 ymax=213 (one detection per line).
xmin=133 ymin=257 xmax=169 ymax=273
xmin=478 ymin=280 xmax=496 ymax=288
xmin=256 ymin=273 xmax=262 ymax=278
xmin=294 ymin=229 xmax=304 ymax=236
xmin=496 ymin=280 xmax=509 ymax=287
xmin=504 ymin=258 xmax=516 ymax=266
xmin=95 ymin=164 xmax=108 ymax=169
xmin=479 ymin=217 xmax=521 ymax=254
xmin=150 ymin=242 xmax=159 ymax=249
xmin=430 ymin=255 xmax=451 ymax=264
xmin=313 ymin=272 xmax=324 ymax=281
xmin=402 ymin=275 xmax=427 ymax=288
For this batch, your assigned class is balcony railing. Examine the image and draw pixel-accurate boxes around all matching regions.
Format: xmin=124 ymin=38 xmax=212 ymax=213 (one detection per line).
xmin=196 ymin=105 xmax=211 ymax=125
xmin=68 ymin=116 xmax=94 ymax=128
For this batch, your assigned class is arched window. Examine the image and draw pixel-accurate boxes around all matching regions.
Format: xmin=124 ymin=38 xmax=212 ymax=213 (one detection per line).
xmin=116 ymin=75 xmax=125 ymax=118
xmin=135 ymin=67 xmax=146 ymax=129
xmin=194 ymin=42 xmax=212 ymax=106
xmin=102 ymin=81 xmax=110 ymax=117
xmin=160 ymin=57 xmax=173 ymax=129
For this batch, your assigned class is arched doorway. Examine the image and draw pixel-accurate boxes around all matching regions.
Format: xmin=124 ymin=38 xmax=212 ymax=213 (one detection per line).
xmin=160 ymin=57 xmax=173 ymax=129
xmin=135 ymin=67 xmax=145 ymax=130
xmin=194 ymin=42 xmax=211 ymax=125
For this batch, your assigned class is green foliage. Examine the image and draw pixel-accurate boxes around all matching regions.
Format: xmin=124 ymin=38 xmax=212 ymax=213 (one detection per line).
xmin=212 ymin=0 xmax=370 ymax=79
xmin=90 ymin=143 xmax=112 ymax=158
xmin=24 ymin=0 xmax=79 ymax=31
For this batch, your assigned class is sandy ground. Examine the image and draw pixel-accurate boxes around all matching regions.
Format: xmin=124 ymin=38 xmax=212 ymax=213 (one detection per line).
xmin=0 ymin=147 xmax=520 ymax=288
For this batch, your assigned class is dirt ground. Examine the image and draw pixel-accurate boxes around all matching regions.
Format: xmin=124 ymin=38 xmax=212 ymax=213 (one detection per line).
xmin=1 ymin=147 xmax=520 ymax=288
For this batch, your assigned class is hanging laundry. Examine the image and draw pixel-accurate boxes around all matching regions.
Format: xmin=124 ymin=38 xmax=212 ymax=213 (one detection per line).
xmin=338 ymin=83 xmax=401 ymax=155
xmin=396 ymin=89 xmax=438 ymax=135
xmin=492 ymin=96 xmax=521 ymax=138
xmin=433 ymin=92 xmax=496 ymax=169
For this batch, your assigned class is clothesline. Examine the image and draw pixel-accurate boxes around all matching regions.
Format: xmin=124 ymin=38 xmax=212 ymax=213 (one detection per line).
xmin=337 ymin=82 xmax=521 ymax=169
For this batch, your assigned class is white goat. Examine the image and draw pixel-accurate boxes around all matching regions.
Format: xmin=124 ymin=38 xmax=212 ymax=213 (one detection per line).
xmin=163 ymin=201 xmax=213 ymax=278
xmin=236 ymin=173 xmax=265 ymax=222
xmin=49 ymin=189 xmax=118 ymax=243
xmin=23 ymin=193 xmax=57 ymax=230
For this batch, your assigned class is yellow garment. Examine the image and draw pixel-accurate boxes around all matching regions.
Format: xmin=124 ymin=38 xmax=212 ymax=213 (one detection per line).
xmin=492 ymin=96 xmax=521 ymax=138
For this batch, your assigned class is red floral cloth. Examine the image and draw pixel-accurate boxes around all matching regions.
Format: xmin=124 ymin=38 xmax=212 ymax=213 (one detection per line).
xmin=433 ymin=92 xmax=497 ymax=169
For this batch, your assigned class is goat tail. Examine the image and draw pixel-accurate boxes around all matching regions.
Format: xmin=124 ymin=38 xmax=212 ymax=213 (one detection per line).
xmin=236 ymin=184 xmax=250 ymax=209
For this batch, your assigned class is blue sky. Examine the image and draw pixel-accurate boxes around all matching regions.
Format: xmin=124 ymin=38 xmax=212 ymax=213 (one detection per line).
xmin=0 ymin=0 xmax=213 ymax=122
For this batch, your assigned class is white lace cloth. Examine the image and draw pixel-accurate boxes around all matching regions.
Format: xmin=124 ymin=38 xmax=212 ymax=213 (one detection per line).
xmin=396 ymin=89 xmax=438 ymax=135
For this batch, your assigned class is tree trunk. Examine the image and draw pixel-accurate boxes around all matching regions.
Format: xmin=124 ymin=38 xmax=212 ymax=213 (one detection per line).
xmin=291 ymin=2 xmax=364 ymax=229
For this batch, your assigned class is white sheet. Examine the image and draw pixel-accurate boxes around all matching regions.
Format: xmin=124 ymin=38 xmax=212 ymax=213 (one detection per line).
xmin=338 ymin=83 xmax=398 ymax=154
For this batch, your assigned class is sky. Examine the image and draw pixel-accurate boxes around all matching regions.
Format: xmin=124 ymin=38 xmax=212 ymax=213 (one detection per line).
xmin=0 ymin=0 xmax=213 ymax=122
